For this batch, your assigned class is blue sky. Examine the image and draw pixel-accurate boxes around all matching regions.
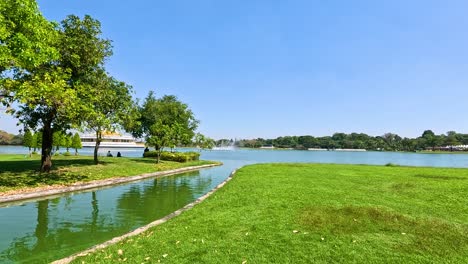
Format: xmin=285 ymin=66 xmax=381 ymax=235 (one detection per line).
xmin=2 ymin=0 xmax=468 ymax=139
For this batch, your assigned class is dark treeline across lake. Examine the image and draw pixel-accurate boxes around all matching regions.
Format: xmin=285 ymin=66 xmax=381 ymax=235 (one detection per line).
xmin=231 ymin=130 xmax=468 ymax=151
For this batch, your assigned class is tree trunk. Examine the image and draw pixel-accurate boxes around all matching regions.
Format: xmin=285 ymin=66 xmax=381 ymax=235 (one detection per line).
xmin=155 ymin=146 xmax=161 ymax=163
xmin=94 ymin=130 xmax=102 ymax=164
xmin=41 ymin=122 xmax=53 ymax=172
xmin=75 ymin=148 xmax=78 ymax=156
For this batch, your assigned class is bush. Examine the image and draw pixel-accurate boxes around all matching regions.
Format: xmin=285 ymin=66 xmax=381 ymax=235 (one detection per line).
xmin=143 ymin=150 xmax=200 ymax=162
xmin=63 ymin=151 xmax=72 ymax=156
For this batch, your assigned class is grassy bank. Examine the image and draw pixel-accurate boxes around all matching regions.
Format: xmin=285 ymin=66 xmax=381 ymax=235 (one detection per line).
xmin=0 ymin=154 xmax=218 ymax=193
xmin=74 ymin=163 xmax=468 ymax=263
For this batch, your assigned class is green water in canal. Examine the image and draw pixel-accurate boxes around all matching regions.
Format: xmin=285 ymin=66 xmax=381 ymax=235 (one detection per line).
xmin=0 ymin=170 xmax=220 ymax=263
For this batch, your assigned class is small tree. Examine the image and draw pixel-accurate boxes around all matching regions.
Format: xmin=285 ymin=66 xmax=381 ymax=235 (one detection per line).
xmin=82 ymin=71 xmax=138 ymax=164
xmin=194 ymin=133 xmax=206 ymax=152
xmin=31 ymin=133 xmax=38 ymax=152
xmin=23 ymin=130 xmax=34 ymax=156
xmin=52 ymin=131 xmax=64 ymax=154
xmin=194 ymin=133 xmax=215 ymax=151
xmin=146 ymin=121 xmax=172 ymax=163
xmin=63 ymin=133 xmax=73 ymax=153
xmin=32 ymin=131 xmax=43 ymax=153
xmin=202 ymin=137 xmax=216 ymax=150
xmin=71 ymin=133 xmax=82 ymax=155
xmin=132 ymin=91 xmax=198 ymax=163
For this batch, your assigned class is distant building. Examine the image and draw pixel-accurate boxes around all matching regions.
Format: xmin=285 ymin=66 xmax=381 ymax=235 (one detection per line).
xmin=80 ymin=132 xmax=144 ymax=148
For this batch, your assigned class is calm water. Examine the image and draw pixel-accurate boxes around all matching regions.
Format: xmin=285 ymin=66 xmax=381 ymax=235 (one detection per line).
xmin=1 ymin=145 xmax=468 ymax=263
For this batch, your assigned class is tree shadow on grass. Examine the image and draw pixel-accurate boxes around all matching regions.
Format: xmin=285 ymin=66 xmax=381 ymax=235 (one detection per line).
xmin=0 ymin=158 xmax=111 ymax=189
xmin=0 ymin=158 xmax=112 ymax=174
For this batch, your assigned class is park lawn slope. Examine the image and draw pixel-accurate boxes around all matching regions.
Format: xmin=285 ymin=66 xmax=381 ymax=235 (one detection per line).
xmin=74 ymin=163 xmax=468 ymax=264
xmin=0 ymin=154 xmax=218 ymax=193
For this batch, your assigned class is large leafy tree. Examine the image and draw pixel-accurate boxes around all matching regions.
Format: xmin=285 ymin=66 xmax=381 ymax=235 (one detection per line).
xmin=83 ymin=71 xmax=139 ymax=164
xmin=4 ymin=14 xmax=112 ymax=172
xmin=134 ymin=92 xmax=199 ymax=163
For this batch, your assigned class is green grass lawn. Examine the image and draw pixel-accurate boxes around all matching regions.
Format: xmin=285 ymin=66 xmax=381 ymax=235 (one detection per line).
xmin=74 ymin=163 xmax=468 ymax=264
xmin=0 ymin=154 xmax=218 ymax=193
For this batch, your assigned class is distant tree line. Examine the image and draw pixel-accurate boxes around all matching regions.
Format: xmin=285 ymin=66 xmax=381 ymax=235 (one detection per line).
xmin=233 ymin=130 xmax=468 ymax=152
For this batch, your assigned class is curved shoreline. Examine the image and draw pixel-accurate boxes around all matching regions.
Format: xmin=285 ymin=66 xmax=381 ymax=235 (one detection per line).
xmin=52 ymin=168 xmax=238 ymax=264
xmin=0 ymin=163 xmax=221 ymax=205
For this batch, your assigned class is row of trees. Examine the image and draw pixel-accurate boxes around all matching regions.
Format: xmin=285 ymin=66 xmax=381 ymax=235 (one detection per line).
xmin=235 ymin=130 xmax=468 ymax=152
xmin=1 ymin=0 xmax=206 ymax=171
xmin=23 ymin=130 xmax=82 ymax=156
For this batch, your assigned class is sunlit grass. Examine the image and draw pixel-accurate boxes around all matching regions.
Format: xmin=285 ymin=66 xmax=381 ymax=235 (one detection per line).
xmin=74 ymin=163 xmax=468 ymax=263
xmin=0 ymin=154 xmax=219 ymax=193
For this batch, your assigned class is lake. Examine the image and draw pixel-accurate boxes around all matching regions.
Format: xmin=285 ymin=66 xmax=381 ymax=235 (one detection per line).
xmin=1 ymin=145 xmax=468 ymax=263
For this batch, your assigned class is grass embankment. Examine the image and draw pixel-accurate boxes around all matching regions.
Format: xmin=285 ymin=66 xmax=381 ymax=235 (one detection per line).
xmin=0 ymin=154 xmax=218 ymax=194
xmin=74 ymin=163 xmax=468 ymax=263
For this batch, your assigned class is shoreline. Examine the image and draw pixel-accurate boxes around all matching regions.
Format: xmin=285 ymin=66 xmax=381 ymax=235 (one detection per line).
xmin=52 ymin=168 xmax=237 ymax=264
xmin=0 ymin=163 xmax=221 ymax=205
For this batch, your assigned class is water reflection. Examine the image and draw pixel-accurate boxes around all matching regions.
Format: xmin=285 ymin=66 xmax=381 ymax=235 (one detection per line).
xmin=0 ymin=171 xmax=211 ymax=263
xmin=115 ymin=172 xmax=211 ymax=228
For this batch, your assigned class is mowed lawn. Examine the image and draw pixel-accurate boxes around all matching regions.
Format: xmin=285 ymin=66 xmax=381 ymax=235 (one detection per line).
xmin=0 ymin=154 xmax=217 ymax=193
xmin=74 ymin=163 xmax=468 ymax=263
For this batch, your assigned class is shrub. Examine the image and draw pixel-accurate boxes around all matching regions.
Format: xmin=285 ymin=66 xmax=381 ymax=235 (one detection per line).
xmin=143 ymin=151 xmax=200 ymax=162
xmin=63 ymin=151 xmax=72 ymax=156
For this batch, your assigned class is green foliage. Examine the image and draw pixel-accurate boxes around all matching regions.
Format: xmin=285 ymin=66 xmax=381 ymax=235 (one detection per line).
xmin=194 ymin=133 xmax=215 ymax=150
xmin=82 ymin=70 xmax=139 ymax=163
xmin=63 ymin=133 xmax=72 ymax=150
xmin=0 ymin=0 xmax=57 ymax=75
xmin=134 ymin=91 xmax=199 ymax=163
xmin=33 ymin=131 xmax=42 ymax=149
xmin=22 ymin=130 xmax=33 ymax=148
xmin=143 ymin=151 xmax=200 ymax=162
xmin=71 ymin=132 xmax=82 ymax=155
xmin=3 ymin=11 xmax=113 ymax=171
xmin=52 ymin=131 xmax=64 ymax=151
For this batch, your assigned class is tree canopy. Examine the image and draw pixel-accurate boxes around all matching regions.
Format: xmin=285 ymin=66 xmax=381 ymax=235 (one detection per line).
xmin=82 ymin=70 xmax=138 ymax=164
xmin=1 ymin=7 xmax=114 ymax=171
xmin=133 ymin=91 xmax=199 ymax=163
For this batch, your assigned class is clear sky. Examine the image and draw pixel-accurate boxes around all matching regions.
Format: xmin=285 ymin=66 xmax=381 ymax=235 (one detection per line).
xmin=2 ymin=0 xmax=468 ymax=139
